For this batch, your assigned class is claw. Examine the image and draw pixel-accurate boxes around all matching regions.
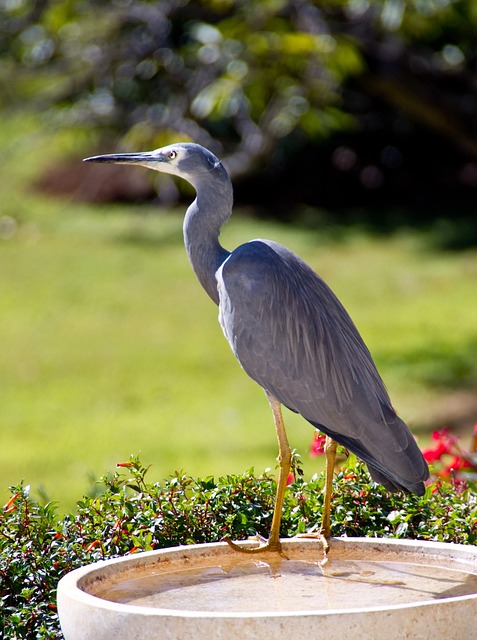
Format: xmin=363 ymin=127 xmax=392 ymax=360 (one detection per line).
xmin=222 ymin=536 xmax=284 ymax=556
xmin=295 ymin=530 xmax=330 ymax=563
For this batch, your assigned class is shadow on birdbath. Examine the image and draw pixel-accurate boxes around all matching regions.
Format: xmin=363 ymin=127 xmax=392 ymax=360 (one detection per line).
xmin=58 ymin=537 xmax=477 ymax=640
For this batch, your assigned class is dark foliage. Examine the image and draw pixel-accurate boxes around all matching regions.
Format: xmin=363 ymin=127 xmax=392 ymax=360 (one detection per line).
xmin=2 ymin=1 xmax=477 ymax=234
xmin=1 ymin=454 xmax=476 ymax=638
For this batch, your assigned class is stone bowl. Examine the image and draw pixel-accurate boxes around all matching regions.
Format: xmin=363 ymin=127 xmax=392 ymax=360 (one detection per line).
xmin=57 ymin=537 xmax=477 ymax=640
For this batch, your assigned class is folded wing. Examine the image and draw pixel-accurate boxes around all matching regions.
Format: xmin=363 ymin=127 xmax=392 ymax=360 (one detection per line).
xmin=217 ymin=239 xmax=429 ymax=495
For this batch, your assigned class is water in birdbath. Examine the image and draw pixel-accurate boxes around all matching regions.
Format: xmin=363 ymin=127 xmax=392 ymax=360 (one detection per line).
xmin=92 ymin=549 xmax=477 ymax=613
xmin=58 ymin=539 xmax=477 ymax=640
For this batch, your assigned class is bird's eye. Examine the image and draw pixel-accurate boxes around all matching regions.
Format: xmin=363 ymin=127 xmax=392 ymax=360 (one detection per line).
xmin=168 ymin=150 xmax=177 ymax=160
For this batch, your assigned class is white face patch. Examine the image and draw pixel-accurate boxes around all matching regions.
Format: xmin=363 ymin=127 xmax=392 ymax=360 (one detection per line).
xmin=146 ymin=144 xmax=200 ymax=183
xmin=144 ymin=159 xmax=178 ymax=176
xmin=134 ymin=143 xmax=220 ymax=187
xmin=134 ymin=145 xmax=185 ymax=177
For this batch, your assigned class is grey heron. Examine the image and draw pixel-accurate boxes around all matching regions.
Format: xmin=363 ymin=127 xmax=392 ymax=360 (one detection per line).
xmin=84 ymin=143 xmax=429 ymax=555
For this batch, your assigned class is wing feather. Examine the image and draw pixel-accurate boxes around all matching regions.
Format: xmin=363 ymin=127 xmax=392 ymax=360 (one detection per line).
xmin=217 ymin=239 xmax=429 ymax=493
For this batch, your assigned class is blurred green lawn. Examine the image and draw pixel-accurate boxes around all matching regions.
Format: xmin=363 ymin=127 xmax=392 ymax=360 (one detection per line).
xmin=1 ymin=113 xmax=477 ymax=510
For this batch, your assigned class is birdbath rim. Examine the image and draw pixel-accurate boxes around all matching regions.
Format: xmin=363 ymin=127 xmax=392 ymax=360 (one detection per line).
xmin=57 ymin=537 xmax=477 ymax=639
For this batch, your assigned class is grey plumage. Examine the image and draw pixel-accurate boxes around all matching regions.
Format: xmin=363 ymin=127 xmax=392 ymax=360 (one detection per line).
xmin=84 ymin=142 xmax=429 ymax=497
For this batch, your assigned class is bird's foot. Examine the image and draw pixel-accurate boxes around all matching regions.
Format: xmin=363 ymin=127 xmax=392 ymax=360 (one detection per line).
xmin=222 ymin=534 xmax=285 ymax=556
xmin=295 ymin=527 xmax=330 ymax=563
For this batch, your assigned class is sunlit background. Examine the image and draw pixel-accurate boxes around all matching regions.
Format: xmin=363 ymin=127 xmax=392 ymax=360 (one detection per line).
xmin=1 ymin=0 xmax=476 ymax=510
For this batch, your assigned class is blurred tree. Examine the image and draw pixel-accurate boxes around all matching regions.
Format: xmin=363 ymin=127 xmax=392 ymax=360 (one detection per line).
xmin=0 ymin=1 xmax=362 ymax=169
xmin=2 ymin=0 xmax=477 ymax=229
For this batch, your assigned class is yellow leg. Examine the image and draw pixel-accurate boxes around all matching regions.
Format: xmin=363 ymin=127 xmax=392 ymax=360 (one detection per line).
xmin=297 ymin=435 xmax=336 ymax=560
xmin=320 ymin=436 xmax=337 ymax=551
xmin=225 ymin=392 xmax=291 ymax=555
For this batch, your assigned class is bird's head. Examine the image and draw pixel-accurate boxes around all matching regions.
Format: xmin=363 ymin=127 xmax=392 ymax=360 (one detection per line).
xmin=84 ymin=142 xmax=224 ymax=188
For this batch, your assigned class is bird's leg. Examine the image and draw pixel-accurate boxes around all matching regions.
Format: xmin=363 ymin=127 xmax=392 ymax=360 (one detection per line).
xmin=267 ymin=393 xmax=292 ymax=550
xmin=224 ymin=392 xmax=291 ymax=555
xmin=296 ymin=435 xmax=336 ymax=560
xmin=320 ymin=436 xmax=337 ymax=552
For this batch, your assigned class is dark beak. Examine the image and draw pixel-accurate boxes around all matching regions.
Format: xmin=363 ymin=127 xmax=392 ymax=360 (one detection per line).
xmin=83 ymin=152 xmax=159 ymax=164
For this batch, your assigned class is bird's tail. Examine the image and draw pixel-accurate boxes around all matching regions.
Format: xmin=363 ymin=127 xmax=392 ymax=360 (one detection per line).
xmin=366 ymin=464 xmax=426 ymax=496
xmin=308 ymin=419 xmax=429 ymax=497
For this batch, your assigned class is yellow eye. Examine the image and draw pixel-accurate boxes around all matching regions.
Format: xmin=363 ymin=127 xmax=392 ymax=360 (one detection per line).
xmin=168 ymin=150 xmax=177 ymax=160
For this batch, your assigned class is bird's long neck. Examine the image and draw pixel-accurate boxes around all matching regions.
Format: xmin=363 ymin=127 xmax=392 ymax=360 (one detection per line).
xmin=183 ymin=172 xmax=233 ymax=305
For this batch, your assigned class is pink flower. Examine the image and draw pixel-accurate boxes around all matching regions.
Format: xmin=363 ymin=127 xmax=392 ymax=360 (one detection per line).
xmin=432 ymin=427 xmax=459 ymax=448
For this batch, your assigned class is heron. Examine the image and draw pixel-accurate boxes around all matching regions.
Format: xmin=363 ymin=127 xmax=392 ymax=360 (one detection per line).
xmin=84 ymin=143 xmax=429 ymax=555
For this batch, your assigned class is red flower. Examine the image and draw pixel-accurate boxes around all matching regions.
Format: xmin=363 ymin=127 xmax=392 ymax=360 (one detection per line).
xmin=310 ymin=432 xmax=327 ymax=458
xmin=85 ymin=540 xmax=101 ymax=552
xmin=126 ymin=546 xmax=139 ymax=555
xmin=286 ymin=472 xmax=295 ymax=486
xmin=422 ymin=427 xmax=459 ymax=463
xmin=3 ymin=492 xmax=20 ymax=511
xmin=423 ymin=441 xmax=451 ymax=462
xmin=440 ymin=456 xmax=472 ymax=476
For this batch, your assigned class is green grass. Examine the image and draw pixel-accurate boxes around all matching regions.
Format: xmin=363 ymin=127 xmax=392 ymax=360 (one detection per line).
xmin=1 ymin=112 xmax=477 ymax=510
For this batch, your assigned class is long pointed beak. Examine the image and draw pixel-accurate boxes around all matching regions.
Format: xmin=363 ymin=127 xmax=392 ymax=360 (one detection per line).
xmin=83 ymin=152 xmax=160 ymax=164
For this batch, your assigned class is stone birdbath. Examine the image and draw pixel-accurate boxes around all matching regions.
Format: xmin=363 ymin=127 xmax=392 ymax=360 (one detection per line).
xmin=57 ymin=537 xmax=477 ymax=640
